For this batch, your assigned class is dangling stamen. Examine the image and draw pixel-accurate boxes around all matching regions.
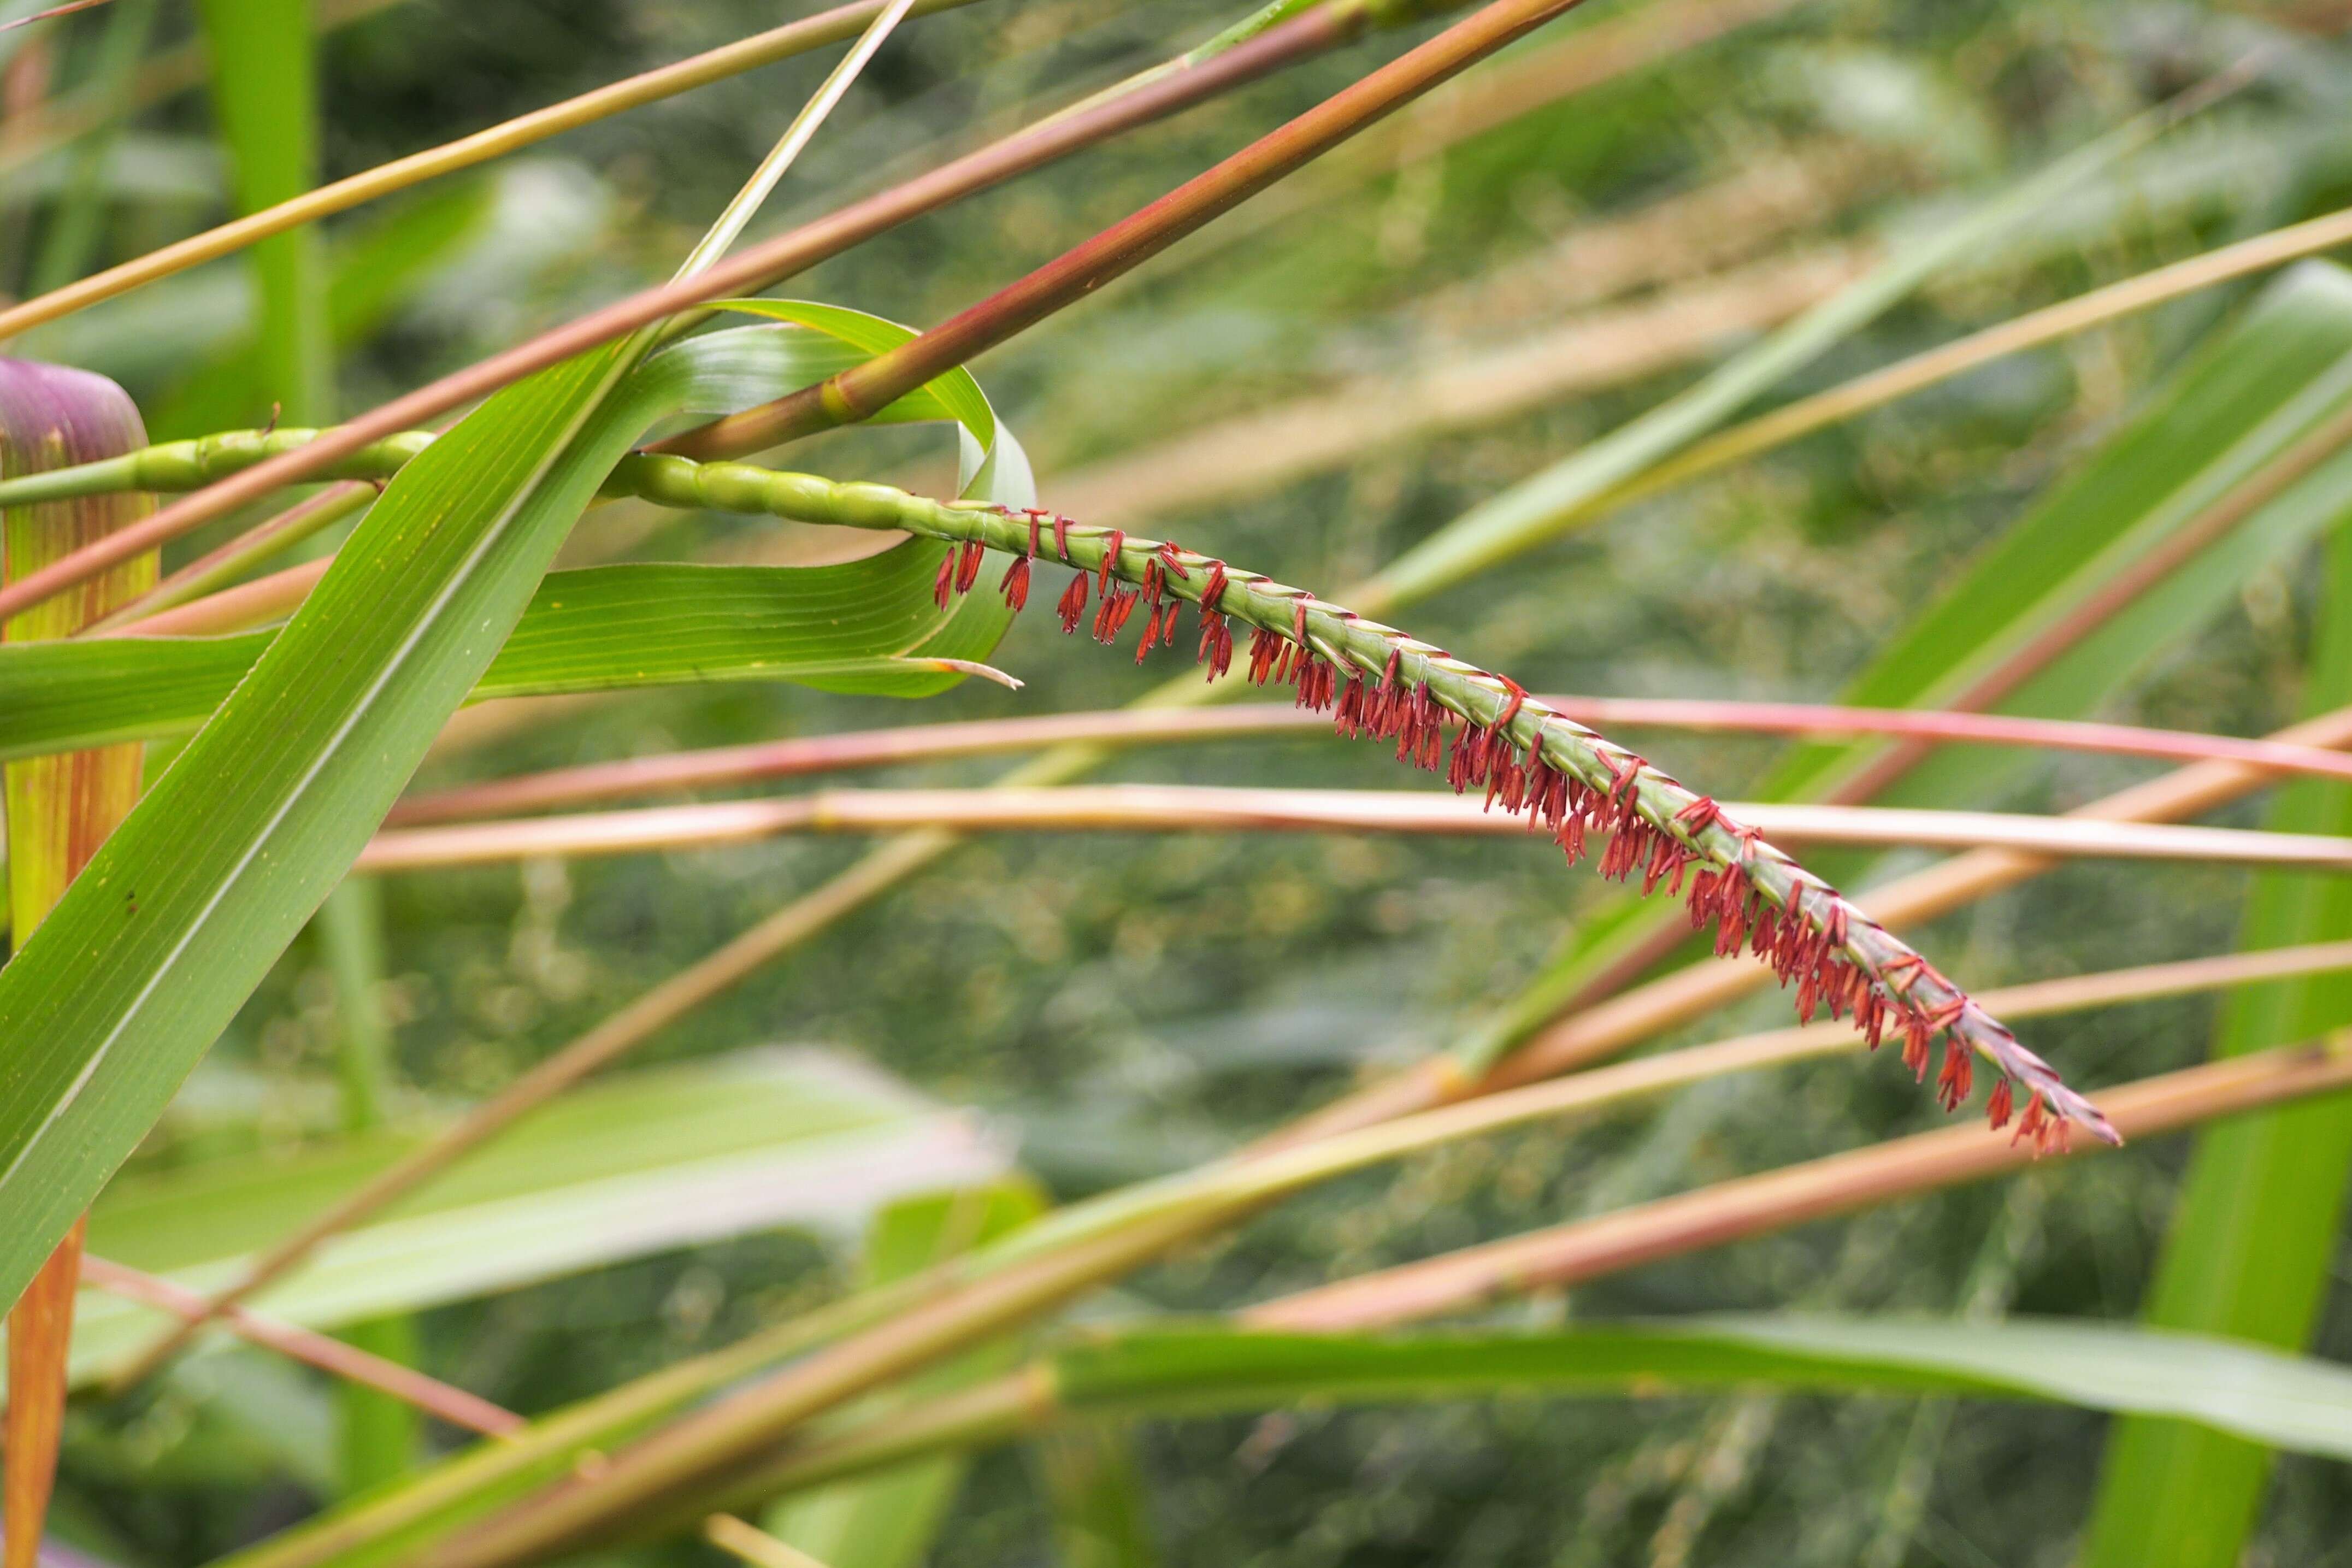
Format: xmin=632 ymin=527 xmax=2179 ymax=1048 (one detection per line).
xmin=1057 ymin=571 xmax=1089 ymax=633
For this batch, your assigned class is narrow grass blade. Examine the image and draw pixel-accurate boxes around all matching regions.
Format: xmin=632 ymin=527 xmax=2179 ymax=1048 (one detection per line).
xmin=115 ymin=311 xmax=1031 ymax=1391
xmin=2079 ymin=508 xmax=2352 ymax=1565
xmin=199 ymin=940 xmax=2352 ymax=1568
xmin=25 ymin=0 xmax=156 ymax=297
xmin=757 ymin=1316 xmax=2352 ymax=1493
xmin=0 ymin=556 xmax=1024 ymax=762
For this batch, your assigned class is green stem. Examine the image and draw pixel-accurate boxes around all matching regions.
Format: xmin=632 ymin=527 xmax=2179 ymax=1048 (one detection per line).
xmin=0 ymin=410 xmax=2102 ymax=1135
xmin=620 ymin=456 xmax=2106 ymax=1140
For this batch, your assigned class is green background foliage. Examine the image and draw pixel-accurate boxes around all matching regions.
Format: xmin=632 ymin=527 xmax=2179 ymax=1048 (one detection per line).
xmin=8 ymin=1 xmax=2352 ymax=1566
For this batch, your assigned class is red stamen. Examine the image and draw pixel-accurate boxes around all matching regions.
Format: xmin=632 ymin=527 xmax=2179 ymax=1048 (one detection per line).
xmin=1057 ymin=571 xmax=1089 ymax=634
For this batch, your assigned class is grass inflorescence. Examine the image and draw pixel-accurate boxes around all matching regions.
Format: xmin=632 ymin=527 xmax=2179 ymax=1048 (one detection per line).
xmin=622 ymin=451 xmax=2112 ymax=1151
xmin=0 ymin=417 xmax=2117 ymax=1147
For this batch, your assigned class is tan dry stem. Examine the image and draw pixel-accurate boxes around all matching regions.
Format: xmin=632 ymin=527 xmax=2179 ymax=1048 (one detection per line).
xmin=1250 ymin=1035 xmax=2352 ymax=1330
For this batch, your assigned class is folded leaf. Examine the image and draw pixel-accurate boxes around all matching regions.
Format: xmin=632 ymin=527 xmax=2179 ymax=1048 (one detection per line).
xmin=0 ymin=307 xmax=1026 ymax=1311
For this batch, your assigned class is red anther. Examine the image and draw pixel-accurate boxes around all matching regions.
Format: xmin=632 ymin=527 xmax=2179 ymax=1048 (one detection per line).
xmin=1901 ymin=1008 xmax=1933 ymax=1078
xmin=932 ymin=551 xmax=956 ymax=610
xmin=1199 ymin=610 xmax=1234 ymax=680
xmin=1200 ymin=559 xmax=1229 ymax=611
xmin=1000 ymin=555 xmax=1031 ymax=611
xmin=1335 ymin=673 xmax=1367 ymax=736
xmin=1986 ymin=1077 xmax=2014 ymax=1129
xmin=1057 ymin=571 xmax=1089 ymax=634
xmin=1097 ymin=530 xmax=1125 ymax=593
xmin=1935 ymin=1040 xmax=1974 ymax=1111
xmin=1641 ymin=834 xmax=1690 ymax=897
xmin=1856 ymin=991 xmax=1889 ymax=1052
xmin=1672 ymin=795 xmax=1723 ymax=834
xmin=1157 ymin=539 xmax=1191 ymax=578
xmin=1490 ymin=675 xmax=1526 ymax=733
xmin=2011 ymin=1090 xmax=2049 ymax=1151
xmin=1027 ymin=512 xmax=1044 ymax=559
xmin=1881 ymin=952 xmax=1926 ymax=992
xmin=1597 ymin=750 xmax=1644 ymax=810
xmin=1292 ymin=596 xmax=1312 ymax=645
xmin=1247 ymin=626 xmax=1284 ymax=685
xmin=1053 ymin=514 xmax=1074 ymax=561
xmin=954 ymin=539 xmax=986 ymax=594
xmin=1139 ymin=598 xmax=1181 ymax=661
xmin=1381 ymin=644 xmax=1402 ymax=691
xmin=1093 ymin=583 xmax=1139 ymax=644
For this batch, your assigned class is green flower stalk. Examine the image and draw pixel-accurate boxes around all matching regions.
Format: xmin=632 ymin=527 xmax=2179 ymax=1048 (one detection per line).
xmin=617 ymin=457 xmax=2110 ymax=1151
xmin=0 ymin=419 xmax=2113 ymax=1147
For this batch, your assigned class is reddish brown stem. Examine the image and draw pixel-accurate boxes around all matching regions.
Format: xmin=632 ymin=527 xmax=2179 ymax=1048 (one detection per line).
xmin=354 ymin=786 xmax=2352 ymax=873
xmin=78 ymin=1256 xmax=523 ymax=1437
xmin=0 ymin=2 xmax=1361 ymax=626
xmin=652 ymin=0 xmax=1602 ymax=459
xmin=387 ymin=697 xmax=2352 ymax=827
xmin=1247 ymin=1034 xmax=2352 ymax=1330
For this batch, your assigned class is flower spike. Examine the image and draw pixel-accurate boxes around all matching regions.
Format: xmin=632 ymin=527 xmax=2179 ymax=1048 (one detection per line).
xmin=656 ymin=456 xmax=2116 ymax=1151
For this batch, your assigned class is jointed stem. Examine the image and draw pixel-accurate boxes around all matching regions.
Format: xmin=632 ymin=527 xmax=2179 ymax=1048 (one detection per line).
xmin=0 ymin=412 xmax=2107 ymax=1142
xmin=612 ymin=456 xmax=2107 ymax=1146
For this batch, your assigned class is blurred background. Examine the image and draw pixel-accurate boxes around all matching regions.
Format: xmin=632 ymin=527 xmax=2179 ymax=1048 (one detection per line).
xmin=11 ymin=0 xmax=2352 ymax=1563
